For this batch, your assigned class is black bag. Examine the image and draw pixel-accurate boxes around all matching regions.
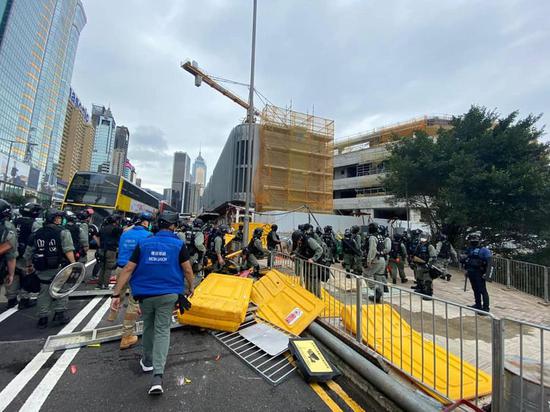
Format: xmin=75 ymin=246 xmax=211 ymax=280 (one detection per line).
xmin=21 ymin=269 xmax=41 ymax=293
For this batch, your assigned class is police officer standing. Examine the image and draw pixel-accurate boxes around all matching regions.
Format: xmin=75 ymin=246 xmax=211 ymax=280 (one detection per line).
xmin=363 ymin=222 xmax=387 ymax=303
xmin=111 ymin=211 xmax=194 ymax=396
xmin=207 ymin=224 xmax=230 ymax=273
xmin=96 ymin=214 xmax=123 ymax=289
xmin=8 ymin=202 xmax=42 ymax=309
xmin=246 ymin=227 xmax=270 ymax=276
xmin=232 ymin=224 xmax=244 ymax=252
xmin=77 ymin=208 xmax=96 ymax=255
xmin=0 ymin=200 xmax=17 ymax=306
xmin=295 ymin=224 xmax=325 ymax=297
xmin=409 ymin=232 xmax=437 ymax=299
xmin=266 ymin=224 xmax=281 ymax=267
xmin=115 ymin=212 xmax=153 ymax=350
xmin=184 ymin=218 xmax=206 ymax=276
xmin=64 ymin=211 xmax=88 ymax=263
xmin=350 ymin=225 xmax=363 ymax=276
xmin=435 ymin=233 xmax=457 ymax=281
xmin=463 ymin=233 xmax=492 ymax=312
xmin=387 ymin=232 xmax=408 ymax=284
xmin=342 ymin=229 xmax=362 ymax=276
xmin=322 ymin=225 xmax=337 ymax=264
xmin=25 ymin=209 xmax=75 ymax=328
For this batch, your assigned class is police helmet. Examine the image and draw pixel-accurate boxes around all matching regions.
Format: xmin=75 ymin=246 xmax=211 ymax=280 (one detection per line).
xmin=0 ymin=199 xmax=12 ymax=220
xmin=316 ymin=226 xmax=323 ymax=235
xmin=297 ymin=224 xmax=306 ymax=231
xmin=379 ymin=225 xmax=388 ymax=237
xmin=20 ymin=202 xmax=43 ymax=218
xmin=324 ymin=225 xmax=332 ymax=233
xmin=77 ymin=209 xmax=92 ymax=221
xmin=219 ymin=224 xmax=231 ymax=234
xmin=344 ymin=228 xmax=351 ymax=237
xmin=45 ymin=208 xmax=64 ymax=224
xmin=367 ymin=222 xmax=378 ymax=234
xmin=467 ymin=232 xmax=481 ymax=247
xmin=134 ymin=211 xmax=153 ymax=224
xmin=419 ymin=232 xmax=430 ymax=243
xmin=104 ymin=214 xmax=122 ymax=225
xmin=351 ymin=225 xmax=361 ymax=234
xmin=393 ymin=232 xmax=402 ymax=241
xmin=291 ymin=230 xmax=304 ymax=245
xmin=412 ymin=229 xmax=422 ymax=236
xmin=157 ymin=211 xmax=178 ymax=228
xmin=302 ymin=223 xmax=313 ymax=233
xmin=65 ymin=210 xmax=77 ymax=223
xmin=180 ymin=222 xmax=192 ymax=231
xmin=192 ymin=218 xmax=204 ymax=229
xmin=253 ymin=227 xmax=263 ymax=238
xmin=271 ymin=224 xmax=278 ymax=232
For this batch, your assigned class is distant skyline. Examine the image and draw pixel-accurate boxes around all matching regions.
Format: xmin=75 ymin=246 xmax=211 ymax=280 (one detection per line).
xmin=72 ymin=1 xmax=550 ymax=192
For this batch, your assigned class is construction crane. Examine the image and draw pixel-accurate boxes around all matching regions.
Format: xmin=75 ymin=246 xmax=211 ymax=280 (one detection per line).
xmin=180 ymin=60 xmax=261 ymax=121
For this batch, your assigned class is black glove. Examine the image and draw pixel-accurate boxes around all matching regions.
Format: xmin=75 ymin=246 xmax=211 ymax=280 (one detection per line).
xmin=177 ymin=294 xmax=192 ymax=314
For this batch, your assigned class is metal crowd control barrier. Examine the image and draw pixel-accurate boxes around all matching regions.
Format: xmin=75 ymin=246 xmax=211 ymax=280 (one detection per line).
xmin=272 ymin=252 xmax=496 ymax=407
xmin=493 ymin=256 xmax=549 ymax=304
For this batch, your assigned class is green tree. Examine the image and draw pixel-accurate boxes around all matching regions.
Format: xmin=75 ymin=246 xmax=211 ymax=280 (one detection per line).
xmin=384 ymin=106 xmax=550 ymax=260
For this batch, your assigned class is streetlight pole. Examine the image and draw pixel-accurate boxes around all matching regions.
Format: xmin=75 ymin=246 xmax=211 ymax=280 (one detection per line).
xmin=242 ymin=0 xmax=257 ymax=243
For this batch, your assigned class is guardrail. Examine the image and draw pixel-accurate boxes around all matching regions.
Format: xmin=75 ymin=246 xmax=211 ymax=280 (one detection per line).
xmin=270 ymin=253 xmax=550 ymax=410
xmin=492 ymin=256 xmax=549 ymax=303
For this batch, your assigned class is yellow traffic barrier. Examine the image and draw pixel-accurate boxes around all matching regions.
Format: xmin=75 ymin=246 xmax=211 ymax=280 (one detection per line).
xmin=320 ymin=289 xmax=344 ymax=318
xmin=340 ymin=304 xmax=492 ymax=402
xmin=177 ymin=274 xmax=253 ymax=332
xmin=251 ymin=270 xmax=290 ymax=306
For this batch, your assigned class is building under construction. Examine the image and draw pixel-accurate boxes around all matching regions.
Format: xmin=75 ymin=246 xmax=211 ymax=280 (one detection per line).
xmin=201 ymin=105 xmax=334 ymax=216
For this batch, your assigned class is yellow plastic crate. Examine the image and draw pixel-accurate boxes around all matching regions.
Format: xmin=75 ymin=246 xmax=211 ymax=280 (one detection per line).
xmin=177 ymin=274 xmax=253 ymax=332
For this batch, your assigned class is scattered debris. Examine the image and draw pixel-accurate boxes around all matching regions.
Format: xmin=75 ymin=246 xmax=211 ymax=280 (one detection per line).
xmin=215 ymin=354 xmax=221 ymax=361
xmin=69 ymin=365 xmax=77 ymax=375
xmin=87 ymin=343 xmax=101 ymax=348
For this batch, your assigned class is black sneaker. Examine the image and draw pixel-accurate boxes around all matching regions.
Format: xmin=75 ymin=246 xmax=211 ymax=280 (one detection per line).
xmin=401 ymin=278 xmax=408 ymax=284
xmin=140 ymin=358 xmax=154 ymax=373
xmin=7 ymin=298 xmax=17 ymax=309
xmin=148 ymin=374 xmax=163 ymax=395
xmin=18 ymin=298 xmax=32 ymax=309
xmin=52 ymin=312 xmax=71 ymax=325
xmin=37 ymin=317 xmax=48 ymax=329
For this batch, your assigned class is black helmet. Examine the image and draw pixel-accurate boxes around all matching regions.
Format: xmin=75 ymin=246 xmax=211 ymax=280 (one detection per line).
xmin=0 ymin=199 xmax=12 ymax=220
xmin=65 ymin=210 xmax=77 ymax=223
xmin=253 ymin=227 xmax=263 ymax=238
xmin=393 ymin=233 xmax=402 ymax=241
xmin=302 ymin=223 xmax=313 ymax=233
xmin=379 ymin=225 xmax=388 ymax=237
xmin=77 ymin=208 xmax=93 ymax=221
xmin=104 ymin=213 xmax=122 ymax=225
xmin=219 ymin=224 xmax=230 ymax=234
xmin=467 ymin=233 xmax=481 ymax=247
xmin=324 ymin=225 xmax=332 ymax=233
xmin=419 ymin=231 xmax=430 ymax=243
xmin=412 ymin=229 xmax=422 ymax=236
xmin=351 ymin=225 xmax=361 ymax=234
xmin=271 ymin=224 xmax=278 ymax=232
xmin=344 ymin=228 xmax=351 ymax=237
xmin=45 ymin=208 xmax=64 ymax=224
xmin=134 ymin=211 xmax=153 ymax=224
xmin=157 ymin=211 xmax=178 ymax=227
xmin=192 ymin=218 xmax=204 ymax=229
xmin=367 ymin=222 xmax=378 ymax=234
xmin=315 ymin=226 xmax=323 ymax=235
xmin=20 ymin=202 xmax=43 ymax=218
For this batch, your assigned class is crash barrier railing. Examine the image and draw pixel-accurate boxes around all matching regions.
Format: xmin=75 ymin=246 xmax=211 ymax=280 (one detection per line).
xmin=271 ymin=252 xmax=496 ymax=407
xmin=492 ymin=256 xmax=549 ymax=303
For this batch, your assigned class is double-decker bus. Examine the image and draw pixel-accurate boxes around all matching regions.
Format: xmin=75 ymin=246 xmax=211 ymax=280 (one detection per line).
xmin=62 ymin=172 xmax=165 ymax=225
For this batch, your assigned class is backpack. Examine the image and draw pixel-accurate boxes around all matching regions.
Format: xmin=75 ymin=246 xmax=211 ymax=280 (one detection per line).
xmin=15 ymin=216 xmax=34 ymax=257
xmin=32 ymin=225 xmax=64 ymax=271
xmin=366 ymin=234 xmax=385 ymax=257
xmin=389 ymin=240 xmax=403 ymax=259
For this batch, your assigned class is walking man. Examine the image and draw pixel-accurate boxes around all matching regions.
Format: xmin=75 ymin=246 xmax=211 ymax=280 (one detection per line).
xmin=96 ymin=214 xmax=122 ymax=289
xmin=266 ymin=224 xmax=281 ymax=267
xmin=111 ymin=211 xmax=194 ymax=395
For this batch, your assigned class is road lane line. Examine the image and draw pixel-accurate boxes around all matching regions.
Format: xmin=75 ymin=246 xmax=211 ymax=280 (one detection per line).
xmin=326 ymin=381 xmax=365 ymax=412
xmin=310 ymin=382 xmax=344 ymax=412
xmin=21 ymin=298 xmax=112 ymax=411
xmin=0 ymin=307 xmax=18 ymax=324
xmin=0 ymin=296 xmax=102 ymax=412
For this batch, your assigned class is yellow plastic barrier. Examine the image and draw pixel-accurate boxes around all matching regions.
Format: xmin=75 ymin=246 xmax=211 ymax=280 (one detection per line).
xmin=177 ymin=274 xmax=253 ymax=332
xmin=250 ymin=269 xmax=294 ymax=306
xmin=320 ymin=289 xmax=344 ymax=318
xmin=341 ymin=304 xmax=492 ymax=402
xmin=256 ymin=282 xmax=325 ymax=335
xmin=224 ymin=233 xmax=235 ymax=245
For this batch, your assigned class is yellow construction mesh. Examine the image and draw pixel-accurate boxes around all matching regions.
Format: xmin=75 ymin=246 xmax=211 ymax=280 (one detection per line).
xmin=254 ymin=105 xmax=334 ymax=213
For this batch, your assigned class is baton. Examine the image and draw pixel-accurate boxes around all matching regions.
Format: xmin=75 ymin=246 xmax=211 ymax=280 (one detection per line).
xmin=464 ymin=272 xmax=468 ymax=292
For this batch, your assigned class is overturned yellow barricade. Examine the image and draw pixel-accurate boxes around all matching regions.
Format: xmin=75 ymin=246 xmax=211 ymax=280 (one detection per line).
xmin=177 ymin=274 xmax=253 ymax=332
xmin=320 ymin=289 xmax=344 ymax=318
xmin=251 ymin=269 xmax=292 ymax=306
xmin=341 ymin=304 xmax=492 ymax=402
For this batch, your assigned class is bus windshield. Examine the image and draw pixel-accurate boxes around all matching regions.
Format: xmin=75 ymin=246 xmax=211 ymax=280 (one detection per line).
xmin=64 ymin=173 xmax=120 ymax=206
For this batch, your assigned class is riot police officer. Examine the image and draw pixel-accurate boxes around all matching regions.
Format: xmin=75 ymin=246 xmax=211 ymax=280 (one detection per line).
xmin=246 ymin=227 xmax=270 ymax=276
xmin=435 ymin=233 xmax=457 ymax=281
xmin=0 ymin=200 xmax=17 ymax=307
xmin=409 ymin=232 xmax=437 ymax=299
xmin=294 ymin=224 xmax=325 ymax=296
xmin=64 ymin=211 xmax=88 ymax=263
xmin=232 ymin=224 xmax=244 ymax=252
xmin=463 ymin=233 xmax=492 ymax=312
xmin=322 ymin=225 xmax=337 ymax=264
xmin=363 ymin=222 xmax=387 ymax=303
xmin=388 ymin=233 xmax=408 ymax=284
xmin=96 ymin=214 xmax=123 ymax=289
xmin=77 ymin=208 xmax=97 ymax=253
xmin=266 ymin=224 xmax=281 ymax=267
xmin=8 ymin=202 xmax=42 ymax=308
xmin=207 ymin=224 xmax=230 ymax=273
xmin=350 ymin=225 xmax=363 ymax=276
xmin=342 ymin=229 xmax=362 ymax=276
xmin=184 ymin=218 xmax=207 ymax=276
xmin=25 ymin=209 xmax=75 ymax=328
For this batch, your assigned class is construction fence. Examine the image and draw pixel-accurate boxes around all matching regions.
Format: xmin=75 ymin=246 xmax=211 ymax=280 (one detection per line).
xmin=492 ymin=256 xmax=550 ymax=303
xmin=270 ymin=252 xmax=550 ymax=411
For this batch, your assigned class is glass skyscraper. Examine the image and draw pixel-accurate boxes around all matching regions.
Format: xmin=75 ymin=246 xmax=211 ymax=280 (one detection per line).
xmin=0 ymin=0 xmax=86 ymax=183
xmin=90 ymin=105 xmax=116 ymax=173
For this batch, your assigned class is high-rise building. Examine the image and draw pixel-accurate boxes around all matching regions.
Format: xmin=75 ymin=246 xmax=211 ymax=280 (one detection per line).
xmin=163 ymin=188 xmax=172 ymax=205
xmin=188 ymin=183 xmax=202 ymax=215
xmin=192 ymin=150 xmax=207 ymax=197
xmin=0 ymin=1 xmax=87 ymax=182
xmin=90 ymin=105 xmax=116 ymax=172
xmin=171 ymin=152 xmax=191 ymax=213
xmin=123 ymin=159 xmax=135 ymax=182
xmin=58 ymin=88 xmax=94 ymax=182
xmin=111 ymin=126 xmax=129 ymax=176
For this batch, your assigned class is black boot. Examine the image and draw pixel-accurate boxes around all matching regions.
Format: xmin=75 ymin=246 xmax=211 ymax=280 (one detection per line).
xmin=37 ymin=317 xmax=48 ymax=329
xmin=52 ymin=312 xmax=71 ymax=325
xmin=383 ymin=285 xmax=389 ymax=293
xmin=7 ymin=298 xmax=17 ymax=309
xmin=368 ymin=290 xmax=382 ymax=303
xmin=18 ymin=298 xmax=36 ymax=309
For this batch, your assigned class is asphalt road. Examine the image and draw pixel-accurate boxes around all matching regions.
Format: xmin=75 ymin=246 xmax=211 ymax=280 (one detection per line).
xmin=0 ymin=294 xmax=370 ymax=412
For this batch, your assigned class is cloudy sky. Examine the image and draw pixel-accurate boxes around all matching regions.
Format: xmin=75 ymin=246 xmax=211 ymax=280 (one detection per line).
xmin=72 ymin=0 xmax=550 ymax=193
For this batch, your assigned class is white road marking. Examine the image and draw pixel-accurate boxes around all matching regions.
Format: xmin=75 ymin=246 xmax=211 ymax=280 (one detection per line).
xmin=0 ymin=307 xmax=18 ymax=324
xmin=0 ymin=296 xmax=103 ymax=412
xmin=20 ymin=298 xmax=112 ymax=411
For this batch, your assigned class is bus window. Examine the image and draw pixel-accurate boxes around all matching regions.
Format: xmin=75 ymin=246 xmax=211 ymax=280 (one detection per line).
xmin=65 ymin=174 xmax=120 ymax=206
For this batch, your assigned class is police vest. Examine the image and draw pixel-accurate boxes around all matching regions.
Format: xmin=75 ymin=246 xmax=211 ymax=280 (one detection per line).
xmin=15 ymin=216 xmax=34 ymax=257
xmin=66 ymin=223 xmax=81 ymax=255
xmin=413 ymin=243 xmax=430 ymax=264
xmin=366 ymin=234 xmax=385 ymax=257
xmin=207 ymin=231 xmax=225 ymax=257
xmin=322 ymin=233 xmax=334 ymax=248
xmin=342 ymin=234 xmax=355 ymax=254
xmin=247 ymin=237 xmax=263 ymax=256
xmin=117 ymin=226 xmax=151 ymax=267
xmin=438 ymin=241 xmax=451 ymax=259
xmin=465 ymin=248 xmax=486 ymax=273
xmin=0 ymin=221 xmax=9 ymax=273
xmin=130 ymin=231 xmax=186 ymax=298
xmin=389 ymin=240 xmax=404 ymax=259
xmin=267 ymin=231 xmax=279 ymax=249
xmin=99 ymin=225 xmax=120 ymax=251
xmin=32 ymin=225 xmax=65 ymax=271
xmin=184 ymin=229 xmax=202 ymax=256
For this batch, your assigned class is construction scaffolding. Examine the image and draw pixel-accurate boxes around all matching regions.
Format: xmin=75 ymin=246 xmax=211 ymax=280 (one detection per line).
xmin=254 ymin=105 xmax=334 ymax=213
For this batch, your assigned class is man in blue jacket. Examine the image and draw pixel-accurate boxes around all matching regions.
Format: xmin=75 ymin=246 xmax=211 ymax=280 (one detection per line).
xmin=111 ymin=211 xmax=194 ymax=395
xmin=115 ymin=212 xmax=153 ymax=350
xmin=463 ymin=233 xmax=493 ymax=313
